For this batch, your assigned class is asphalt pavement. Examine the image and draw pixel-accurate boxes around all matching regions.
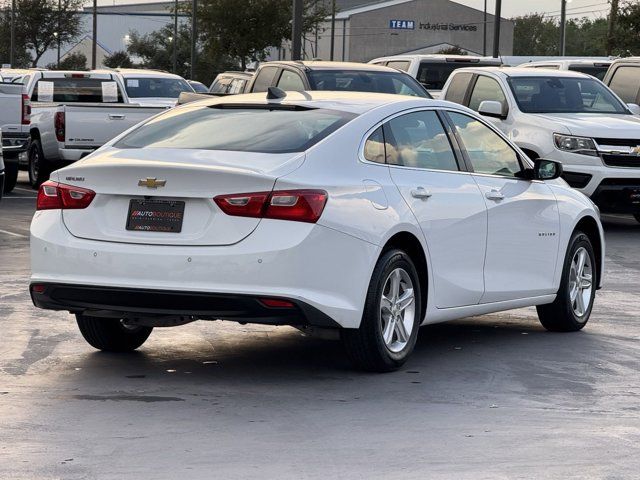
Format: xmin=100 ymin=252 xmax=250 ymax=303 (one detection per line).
xmin=1 ymin=172 xmax=639 ymax=479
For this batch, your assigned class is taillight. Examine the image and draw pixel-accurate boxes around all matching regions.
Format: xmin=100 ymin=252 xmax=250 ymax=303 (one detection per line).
xmin=214 ymin=189 xmax=327 ymax=223
xmin=36 ymin=181 xmax=95 ymax=211
xmin=54 ymin=111 xmax=65 ymax=142
xmin=21 ymin=94 xmax=30 ymax=125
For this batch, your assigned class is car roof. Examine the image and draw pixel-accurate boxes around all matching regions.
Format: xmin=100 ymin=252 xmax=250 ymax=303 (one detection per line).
xmin=520 ymin=59 xmax=612 ymax=67
xmin=455 ymin=66 xmax=594 ymax=79
xmin=181 ymin=90 xmax=455 ymax=115
xmin=262 ymin=61 xmax=402 ymax=72
xmin=609 ymin=57 xmax=640 ymax=65
xmin=371 ymin=54 xmax=502 ymax=63
xmin=113 ymin=69 xmax=185 ymax=79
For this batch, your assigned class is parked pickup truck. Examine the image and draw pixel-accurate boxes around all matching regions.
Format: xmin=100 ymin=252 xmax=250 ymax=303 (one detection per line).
xmin=24 ymin=71 xmax=167 ymax=187
xmin=0 ymin=79 xmax=30 ymax=193
xmin=441 ymin=67 xmax=640 ymax=223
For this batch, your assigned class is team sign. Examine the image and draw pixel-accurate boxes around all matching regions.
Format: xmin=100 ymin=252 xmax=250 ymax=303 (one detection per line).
xmin=389 ymin=19 xmax=415 ymax=30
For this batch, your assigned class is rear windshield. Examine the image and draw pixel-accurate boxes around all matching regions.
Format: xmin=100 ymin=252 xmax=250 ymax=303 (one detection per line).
xmin=417 ymin=61 xmax=498 ymax=90
xmin=115 ymin=106 xmax=357 ymax=153
xmin=508 ymin=76 xmax=628 ymax=114
xmin=568 ymin=65 xmax=609 ymax=80
xmin=124 ymin=77 xmax=193 ymax=99
xmin=307 ymin=70 xmax=430 ymax=98
xmin=32 ymin=77 xmax=125 ymax=103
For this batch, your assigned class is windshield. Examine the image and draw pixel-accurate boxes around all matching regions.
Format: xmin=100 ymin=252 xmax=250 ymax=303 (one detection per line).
xmin=568 ymin=65 xmax=609 ymax=81
xmin=115 ymin=106 xmax=357 ymax=153
xmin=508 ymin=76 xmax=628 ymax=114
xmin=124 ymin=77 xmax=193 ymax=99
xmin=307 ymin=70 xmax=431 ymax=98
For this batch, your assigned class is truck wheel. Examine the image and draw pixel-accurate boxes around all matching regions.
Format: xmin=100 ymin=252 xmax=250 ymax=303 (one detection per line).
xmin=28 ymin=140 xmax=51 ymax=189
xmin=3 ymin=158 xmax=18 ymax=193
xmin=341 ymin=249 xmax=422 ymax=372
xmin=76 ymin=314 xmax=153 ymax=352
xmin=537 ymin=231 xmax=596 ymax=332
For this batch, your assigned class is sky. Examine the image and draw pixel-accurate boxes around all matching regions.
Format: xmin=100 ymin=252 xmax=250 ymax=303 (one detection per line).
xmin=90 ymin=0 xmax=614 ymax=20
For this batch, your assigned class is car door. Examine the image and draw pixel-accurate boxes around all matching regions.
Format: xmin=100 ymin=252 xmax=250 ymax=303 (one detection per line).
xmin=446 ymin=110 xmax=560 ymax=303
xmin=383 ymin=109 xmax=488 ymax=308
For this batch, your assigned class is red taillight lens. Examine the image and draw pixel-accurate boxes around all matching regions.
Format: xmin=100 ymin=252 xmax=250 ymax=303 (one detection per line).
xmin=214 ymin=189 xmax=327 ymax=223
xmin=22 ymin=94 xmax=31 ymax=125
xmin=36 ymin=181 xmax=95 ymax=211
xmin=259 ymin=298 xmax=295 ymax=308
xmin=54 ymin=111 xmax=65 ymax=142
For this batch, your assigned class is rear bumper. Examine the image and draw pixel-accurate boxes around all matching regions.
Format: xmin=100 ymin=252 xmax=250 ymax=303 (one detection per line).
xmin=30 ymin=211 xmax=380 ymax=328
xmin=30 ymin=283 xmax=340 ymax=327
xmin=2 ymin=133 xmax=30 ymax=155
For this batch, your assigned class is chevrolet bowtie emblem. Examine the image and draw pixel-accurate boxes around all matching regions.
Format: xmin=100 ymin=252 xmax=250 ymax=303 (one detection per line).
xmin=138 ymin=177 xmax=166 ymax=188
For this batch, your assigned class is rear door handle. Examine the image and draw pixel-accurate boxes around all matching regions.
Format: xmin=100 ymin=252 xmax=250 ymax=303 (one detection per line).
xmin=485 ymin=189 xmax=505 ymax=201
xmin=410 ymin=187 xmax=432 ymax=199
xmin=108 ymin=114 xmax=125 ymax=120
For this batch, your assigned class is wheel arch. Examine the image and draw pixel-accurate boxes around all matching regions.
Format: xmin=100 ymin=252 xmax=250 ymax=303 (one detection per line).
xmin=574 ymin=215 xmax=603 ymax=289
xmin=380 ymin=231 xmax=429 ymax=322
xmin=30 ymin=128 xmax=41 ymax=141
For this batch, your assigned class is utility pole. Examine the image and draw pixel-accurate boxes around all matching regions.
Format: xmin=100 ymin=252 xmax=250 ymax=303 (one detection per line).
xmin=173 ymin=0 xmax=178 ymax=73
xmin=606 ymin=0 xmax=619 ymax=56
xmin=482 ymin=0 xmax=487 ymax=56
xmin=329 ymin=0 xmax=336 ymax=61
xmin=492 ymin=0 xmax=501 ymax=58
xmin=91 ymin=0 xmax=97 ymax=69
xmin=10 ymin=0 xmax=16 ymax=66
xmin=291 ymin=0 xmax=303 ymax=60
xmin=559 ymin=0 xmax=567 ymax=56
xmin=57 ymin=0 xmax=61 ymax=68
xmin=190 ymin=0 xmax=197 ymax=79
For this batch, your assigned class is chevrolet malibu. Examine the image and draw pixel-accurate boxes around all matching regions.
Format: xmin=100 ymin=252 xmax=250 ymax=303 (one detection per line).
xmin=30 ymin=91 xmax=604 ymax=372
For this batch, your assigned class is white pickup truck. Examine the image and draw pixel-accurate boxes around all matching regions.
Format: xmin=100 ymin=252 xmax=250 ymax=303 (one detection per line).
xmin=0 ymin=77 xmax=30 ymax=193
xmin=24 ymin=71 xmax=167 ymax=187
xmin=441 ymin=67 xmax=640 ymax=222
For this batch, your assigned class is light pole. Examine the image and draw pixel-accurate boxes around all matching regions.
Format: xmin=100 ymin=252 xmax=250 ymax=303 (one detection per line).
xmin=57 ymin=0 xmax=61 ymax=68
xmin=492 ymin=0 xmax=502 ymax=58
xmin=173 ymin=0 xmax=178 ymax=73
xmin=190 ymin=0 xmax=196 ymax=79
xmin=91 ymin=0 xmax=97 ymax=69
xmin=482 ymin=0 xmax=487 ymax=56
xmin=329 ymin=0 xmax=336 ymax=61
xmin=10 ymin=0 xmax=16 ymax=66
xmin=291 ymin=0 xmax=303 ymax=60
xmin=559 ymin=0 xmax=567 ymax=56
xmin=53 ymin=32 xmax=60 ymax=67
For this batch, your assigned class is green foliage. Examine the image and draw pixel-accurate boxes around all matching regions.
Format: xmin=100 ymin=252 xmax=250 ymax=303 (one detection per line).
xmin=0 ymin=0 xmax=84 ymax=67
xmin=436 ymin=46 xmax=468 ymax=55
xmin=0 ymin=11 xmax=31 ymax=67
xmin=103 ymin=50 xmax=133 ymax=69
xmin=512 ymin=13 xmax=559 ymax=56
xmin=612 ymin=1 xmax=640 ymax=56
xmin=47 ymin=51 xmax=87 ymax=70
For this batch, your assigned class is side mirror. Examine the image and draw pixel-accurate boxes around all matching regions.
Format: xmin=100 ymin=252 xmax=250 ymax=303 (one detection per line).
xmin=534 ymin=158 xmax=563 ymax=180
xmin=478 ymin=100 xmax=507 ymax=119
xmin=627 ymin=103 xmax=640 ymax=115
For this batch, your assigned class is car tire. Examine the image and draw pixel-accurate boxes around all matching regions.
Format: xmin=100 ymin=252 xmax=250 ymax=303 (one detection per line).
xmin=537 ymin=231 xmax=596 ymax=332
xmin=341 ymin=248 xmax=422 ymax=372
xmin=76 ymin=314 xmax=153 ymax=352
xmin=3 ymin=158 xmax=18 ymax=193
xmin=28 ymin=140 xmax=51 ymax=189
xmin=634 ymin=213 xmax=640 ymax=224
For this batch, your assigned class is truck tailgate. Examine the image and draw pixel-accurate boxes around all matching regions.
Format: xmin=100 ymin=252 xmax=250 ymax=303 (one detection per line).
xmin=63 ymin=104 xmax=166 ymax=148
xmin=0 ymin=83 xmax=25 ymax=133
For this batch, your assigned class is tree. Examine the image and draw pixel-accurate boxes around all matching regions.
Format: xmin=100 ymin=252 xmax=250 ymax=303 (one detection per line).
xmin=612 ymin=1 xmax=640 ymax=56
xmin=103 ymin=50 xmax=133 ymax=69
xmin=7 ymin=0 xmax=84 ymax=67
xmin=46 ymin=51 xmax=86 ymax=70
xmin=512 ymin=13 xmax=559 ymax=56
xmin=197 ymin=0 xmax=329 ymax=70
xmin=0 ymin=9 xmax=31 ymax=67
xmin=436 ymin=46 xmax=467 ymax=55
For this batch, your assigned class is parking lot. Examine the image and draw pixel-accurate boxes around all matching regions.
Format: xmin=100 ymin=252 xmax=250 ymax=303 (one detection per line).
xmin=0 ymin=173 xmax=637 ymax=479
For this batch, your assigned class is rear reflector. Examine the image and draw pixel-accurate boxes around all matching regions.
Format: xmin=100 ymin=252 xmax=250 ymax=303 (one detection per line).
xmin=36 ymin=181 xmax=96 ymax=211
xmin=259 ymin=298 xmax=295 ymax=308
xmin=214 ymin=189 xmax=327 ymax=223
xmin=31 ymin=284 xmax=46 ymax=294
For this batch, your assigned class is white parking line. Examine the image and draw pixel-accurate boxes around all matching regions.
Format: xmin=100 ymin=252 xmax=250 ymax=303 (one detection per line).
xmin=2 ymin=197 xmax=36 ymax=199
xmin=0 ymin=229 xmax=27 ymax=238
xmin=14 ymin=187 xmax=35 ymax=194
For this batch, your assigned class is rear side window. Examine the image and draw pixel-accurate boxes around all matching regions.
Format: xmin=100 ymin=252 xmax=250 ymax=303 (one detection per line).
xmin=444 ymin=72 xmax=472 ymax=104
xmin=209 ymin=76 xmax=232 ymax=93
xmin=251 ymin=66 xmax=279 ymax=92
xmin=32 ymin=78 xmax=124 ymax=103
xmin=277 ymin=70 xmax=305 ymax=91
xmin=307 ymin=70 xmax=429 ymax=97
xmin=115 ymin=106 xmax=357 ymax=153
xmin=468 ymin=75 xmax=507 ymax=112
xmin=384 ymin=110 xmax=459 ymax=171
xmin=386 ymin=61 xmax=410 ymax=72
xmin=364 ymin=126 xmax=385 ymax=163
xmin=569 ymin=65 xmax=609 ymax=80
xmin=228 ymin=78 xmax=247 ymax=94
xmin=608 ymin=66 xmax=640 ymax=103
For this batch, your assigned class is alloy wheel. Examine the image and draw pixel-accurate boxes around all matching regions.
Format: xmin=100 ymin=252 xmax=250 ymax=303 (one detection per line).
xmin=569 ymin=246 xmax=593 ymax=318
xmin=380 ymin=268 xmax=416 ymax=353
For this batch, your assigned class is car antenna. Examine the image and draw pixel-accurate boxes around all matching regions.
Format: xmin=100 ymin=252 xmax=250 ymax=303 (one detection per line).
xmin=267 ymin=86 xmax=287 ymax=100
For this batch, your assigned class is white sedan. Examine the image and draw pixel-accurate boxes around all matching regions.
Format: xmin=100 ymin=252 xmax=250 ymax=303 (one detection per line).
xmin=30 ymin=91 xmax=604 ymax=372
